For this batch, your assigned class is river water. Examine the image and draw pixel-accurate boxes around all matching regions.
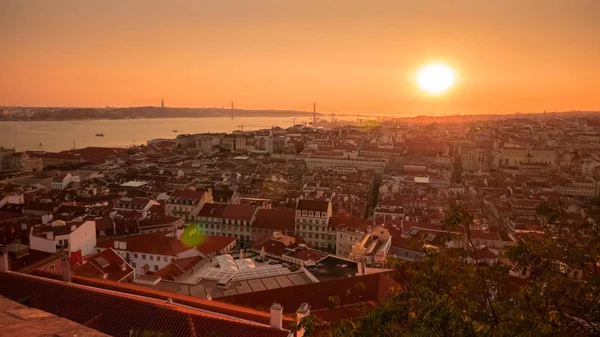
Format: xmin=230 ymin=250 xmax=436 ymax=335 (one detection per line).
xmin=0 ymin=117 xmax=302 ymax=152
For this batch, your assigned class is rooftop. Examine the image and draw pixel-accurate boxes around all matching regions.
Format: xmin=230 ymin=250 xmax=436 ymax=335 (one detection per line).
xmin=0 ymin=271 xmax=291 ymax=337
xmin=296 ymin=199 xmax=330 ymax=212
xmin=0 ymin=295 xmax=108 ymax=337
xmin=120 ymin=180 xmax=148 ymax=188
xmin=222 ymin=204 xmax=257 ymax=221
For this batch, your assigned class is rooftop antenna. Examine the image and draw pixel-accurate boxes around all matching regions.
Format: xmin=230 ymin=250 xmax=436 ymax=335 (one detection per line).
xmin=238 ymin=125 xmax=244 ymax=132
xmin=313 ymin=103 xmax=316 ymax=124
xmin=73 ymin=140 xmax=76 ymax=150
xmin=231 ymin=102 xmax=234 ymax=119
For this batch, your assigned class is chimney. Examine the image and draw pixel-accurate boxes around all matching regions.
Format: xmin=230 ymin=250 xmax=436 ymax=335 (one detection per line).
xmin=270 ymin=303 xmax=283 ymax=329
xmin=61 ymin=249 xmax=72 ymax=283
xmin=0 ymin=247 xmax=9 ymax=273
xmin=295 ymin=303 xmax=310 ymax=337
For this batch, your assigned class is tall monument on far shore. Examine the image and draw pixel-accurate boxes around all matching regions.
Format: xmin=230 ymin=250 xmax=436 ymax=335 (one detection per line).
xmin=161 ymin=98 xmax=165 ymax=108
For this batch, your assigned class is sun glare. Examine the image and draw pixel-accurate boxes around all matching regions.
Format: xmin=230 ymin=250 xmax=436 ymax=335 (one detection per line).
xmin=417 ymin=63 xmax=455 ymax=94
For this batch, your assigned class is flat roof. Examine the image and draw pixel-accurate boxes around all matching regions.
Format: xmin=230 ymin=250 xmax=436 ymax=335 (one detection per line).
xmin=150 ymin=271 xmax=313 ymax=299
xmin=120 ymin=181 xmax=148 ymax=188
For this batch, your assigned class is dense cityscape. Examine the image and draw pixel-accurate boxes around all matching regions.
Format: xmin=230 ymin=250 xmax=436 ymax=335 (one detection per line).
xmin=2 ymin=0 xmax=599 ymax=336
xmin=0 ymin=113 xmax=599 ymax=335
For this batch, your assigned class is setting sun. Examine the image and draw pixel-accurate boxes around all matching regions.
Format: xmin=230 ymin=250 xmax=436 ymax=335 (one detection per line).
xmin=417 ymin=63 xmax=456 ymax=94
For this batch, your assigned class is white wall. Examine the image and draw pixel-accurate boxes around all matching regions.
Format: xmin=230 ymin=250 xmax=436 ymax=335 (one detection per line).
xmin=29 ymin=228 xmax=57 ymax=253
xmin=70 ymin=221 xmax=97 ymax=256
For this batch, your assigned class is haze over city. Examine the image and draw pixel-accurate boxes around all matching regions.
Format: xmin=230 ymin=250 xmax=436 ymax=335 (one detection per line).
xmin=2 ymin=0 xmax=600 ymax=115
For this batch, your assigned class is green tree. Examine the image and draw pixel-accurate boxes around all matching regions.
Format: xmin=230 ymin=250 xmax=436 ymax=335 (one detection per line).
xmin=296 ymin=204 xmax=600 ymax=336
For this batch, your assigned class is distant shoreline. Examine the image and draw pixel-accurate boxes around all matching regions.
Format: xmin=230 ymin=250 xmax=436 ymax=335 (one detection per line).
xmin=0 ymin=115 xmax=318 ymax=122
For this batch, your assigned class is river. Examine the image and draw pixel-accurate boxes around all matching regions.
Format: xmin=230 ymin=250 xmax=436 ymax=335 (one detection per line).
xmin=0 ymin=117 xmax=304 ymax=152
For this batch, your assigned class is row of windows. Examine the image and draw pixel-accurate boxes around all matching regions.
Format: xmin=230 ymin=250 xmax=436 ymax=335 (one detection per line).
xmin=298 ymin=232 xmax=335 ymax=241
xmin=307 ymin=159 xmax=384 ymax=166
xmin=197 ymin=217 xmax=250 ymax=226
xmin=296 ymin=210 xmax=327 ymax=217
xmin=296 ymin=218 xmax=328 ymax=225
xmin=296 ymin=224 xmax=328 ymax=231
xmin=197 ymin=223 xmax=253 ymax=232
xmin=203 ymin=233 xmax=251 ymax=241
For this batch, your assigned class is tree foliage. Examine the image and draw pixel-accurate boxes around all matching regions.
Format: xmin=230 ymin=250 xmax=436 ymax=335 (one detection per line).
xmin=297 ymin=204 xmax=600 ymax=336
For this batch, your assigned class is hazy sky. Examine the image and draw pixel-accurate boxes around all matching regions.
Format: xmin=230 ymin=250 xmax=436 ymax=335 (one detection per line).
xmin=1 ymin=0 xmax=599 ymax=115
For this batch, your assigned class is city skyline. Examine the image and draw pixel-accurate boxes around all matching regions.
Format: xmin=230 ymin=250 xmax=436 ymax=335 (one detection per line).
xmin=1 ymin=0 xmax=600 ymax=115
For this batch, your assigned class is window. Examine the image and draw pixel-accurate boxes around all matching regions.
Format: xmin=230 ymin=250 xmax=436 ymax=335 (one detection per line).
xmin=134 ymin=253 xmax=138 ymax=258
xmin=97 ymin=249 xmax=101 ymax=253
xmin=163 ymin=257 xmax=168 ymax=262
xmin=154 ymin=265 xmax=159 ymax=271
xmin=150 ymin=255 xmax=154 ymax=261
xmin=302 ymin=225 xmax=306 ymax=230
xmin=309 ymin=226 xmax=313 ymax=231
xmin=309 ymin=233 xmax=313 ymax=239
xmin=142 ymin=255 xmax=146 ymax=260
xmin=132 ymin=262 xmax=136 ymax=268
xmin=171 ymin=258 xmax=175 ymax=262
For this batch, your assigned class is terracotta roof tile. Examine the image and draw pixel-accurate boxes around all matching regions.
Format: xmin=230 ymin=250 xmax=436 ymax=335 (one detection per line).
xmin=222 ymin=204 xmax=257 ymax=221
xmin=296 ymin=199 xmax=329 ymax=212
xmin=196 ymin=236 xmax=235 ymax=256
xmin=253 ymin=208 xmax=296 ymax=231
xmin=197 ymin=203 xmax=228 ymax=218
xmin=96 ymin=232 xmax=194 ymax=256
xmin=27 ymin=271 xmax=293 ymax=327
xmin=74 ymin=248 xmax=134 ymax=282
xmin=0 ymin=272 xmax=289 ymax=337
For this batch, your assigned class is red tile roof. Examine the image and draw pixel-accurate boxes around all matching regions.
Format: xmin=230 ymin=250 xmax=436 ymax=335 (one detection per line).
xmin=0 ymin=272 xmax=290 ymax=337
xmin=152 ymin=256 xmax=205 ymax=281
xmin=28 ymin=270 xmax=294 ymax=327
xmin=196 ymin=235 xmax=235 ymax=256
xmin=296 ymin=199 xmax=329 ymax=212
xmin=218 ymin=272 xmax=400 ymax=315
xmin=197 ymin=203 xmax=228 ymax=218
xmin=96 ymin=232 xmax=195 ymax=256
xmin=391 ymin=236 xmax=424 ymax=252
xmin=469 ymin=230 xmax=501 ymax=241
xmin=329 ymin=216 xmax=372 ymax=232
xmin=171 ymin=189 xmax=205 ymax=199
xmin=73 ymin=248 xmax=134 ymax=282
xmin=289 ymin=249 xmax=328 ymax=262
xmin=222 ymin=204 xmax=257 ymax=221
xmin=253 ymin=233 xmax=304 ymax=256
xmin=253 ymin=208 xmax=296 ymax=231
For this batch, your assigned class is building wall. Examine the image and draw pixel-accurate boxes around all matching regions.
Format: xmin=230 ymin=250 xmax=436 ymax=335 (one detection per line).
xmin=390 ymin=246 xmax=423 ymax=261
xmin=305 ymin=157 xmax=386 ymax=174
xmin=499 ymin=148 xmax=557 ymax=167
xmin=97 ymin=246 xmax=176 ymax=275
xmin=294 ymin=204 xmax=334 ymax=250
xmin=69 ymin=221 xmax=97 ymax=256
xmin=336 ymin=230 xmax=364 ymax=257
xmin=29 ymin=230 xmax=57 ymax=254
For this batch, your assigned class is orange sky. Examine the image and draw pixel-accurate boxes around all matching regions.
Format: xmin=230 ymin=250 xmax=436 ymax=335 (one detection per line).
xmin=1 ymin=0 xmax=599 ymax=115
